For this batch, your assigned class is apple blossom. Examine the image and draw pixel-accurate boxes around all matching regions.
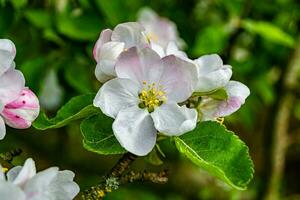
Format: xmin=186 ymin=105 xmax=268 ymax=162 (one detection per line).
xmin=0 ymin=39 xmax=40 ymax=140
xmin=198 ymin=81 xmax=250 ymax=121
xmin=0 ymin=158 xmax=80 ymax=200
xmin=138 ymin=7 xmax=185 ymax=50
xmin=93 ymin=22 xmax=149 ymax=83
xmin=93 ymin=47 xmax=198 ymax=156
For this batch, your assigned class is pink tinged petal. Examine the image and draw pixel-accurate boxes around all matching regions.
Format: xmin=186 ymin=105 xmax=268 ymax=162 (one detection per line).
xmin=151 ymin=103 xmax=197 ymax=136
xmin=93 ymin=29 xmax=113 ymax=62
xmin=0 ymin=181 xmax=26 ymax=200
xmin=138 ymin=8 xmax=181 ymax=49
xmin=0 ymin=39 xmax=16 ymax=76
xmin=194 ymin=54 xmax=232 ymax=92
xmin=0 ymin=69 xmax=25 ymax=105
xmin=115 ymin=47 xmax=161 ymax=85
xmin=215 ymin=81 xmax=250 ymax=116
xmin=159 ymin=55 xmax=198 ymax=102
xmin=199 ymin=81 xmax=250 ymax=121
xmin=111 ymin=22 xmax=149 ymax=49
xmin=93 ymin=78 xmax=140 ymax=119
xmin=13 ymin=158 xmax=36 ymax=187
xmin=2 ymin=88 xmax=40 ymax=129
xmin=112 ymin=106 xmax=157 ymax=156
xmin=0 ymin=117 xmax=5 ymax=140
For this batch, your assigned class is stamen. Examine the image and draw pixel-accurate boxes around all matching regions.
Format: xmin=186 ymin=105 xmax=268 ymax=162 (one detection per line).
xmin=139 ymin=81 xmax=167 ymax=112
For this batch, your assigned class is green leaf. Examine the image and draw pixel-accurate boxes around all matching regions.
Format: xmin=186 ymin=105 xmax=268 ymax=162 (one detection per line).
xmin=33 ymin=94 xmax=99 ymax=130
xmin=81 ymin=114 xmax=126 ymax=155
xmin=193 ymin=88 xmax=228 ymax=100
xmin=144 ymin=146 xmax=164 ymax=166
xmin=241 ymin=19 xmax=295 ymax=47
xmin=56 ymin=12 xmax=100 ymax=41
xmin=192 ymin=25 xmax=228 ymax=56
xmin=175 ymin=121 xmax=254 ymax=190
xmin=24 ymin=9 xmax=52 ymax=29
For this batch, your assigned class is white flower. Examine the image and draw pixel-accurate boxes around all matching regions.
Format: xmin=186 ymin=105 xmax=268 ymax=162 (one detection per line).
xmin=0 ymin=158 xmax=80 ymax=200
xmin=93 ymin=22 xmax=149 ymax=83
xmin=93 ymin=47 xmax=198 ymax=156
xmin=0 ymin=39 xmax=40 ymax=140
xmin=193 ymin=54 xmax=232 ymax=93
xmin=138 ymin=7 xmax=185 ymax=50
xmin=199 ymin=81 xmax=250 ymax=121
xmin=151 ymin=41 xmax=187 ymax=59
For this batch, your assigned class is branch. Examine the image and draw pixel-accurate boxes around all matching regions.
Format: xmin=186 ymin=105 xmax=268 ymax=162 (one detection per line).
xmin=262 ymin=37 xmax=300 ymax=200
xmin=81 ymin=153 xmax=137 ymax=200
xmin=120 ymin=170 xmax=168 ymax=185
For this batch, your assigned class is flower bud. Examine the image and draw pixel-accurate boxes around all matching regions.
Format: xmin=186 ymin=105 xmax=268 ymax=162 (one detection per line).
xmin=1 ymin=88 xmax=40 ymax=129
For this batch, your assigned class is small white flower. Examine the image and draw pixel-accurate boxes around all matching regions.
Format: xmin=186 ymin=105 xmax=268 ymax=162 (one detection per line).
xmin=0 ymin=39 xmax=40 ymax=140
xmin=193 ymin=54 xmax=232 ymax=93
xmin=199 ymin=81 xmax=250 ymax=121
xmin=138 ymin=7 xmax=185 ymax=50
xmin=94 ymin=47 xmax=198 ymax=156
xmin=93 ymin=22 xmax=149 ymax=83
xmin=0 ymin=158 xmax=80 ymax=200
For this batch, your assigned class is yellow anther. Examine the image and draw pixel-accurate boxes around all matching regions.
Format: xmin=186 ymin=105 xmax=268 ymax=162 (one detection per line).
xmin=217 ymin=117 xmax=224 ymax=125
xmin=2 ymin=167 xmax=8 ymax=173
xmin=146 ymin=32 xmax=159 ymax=42
xmin=139 ymin=81 xmax=167 ymax=112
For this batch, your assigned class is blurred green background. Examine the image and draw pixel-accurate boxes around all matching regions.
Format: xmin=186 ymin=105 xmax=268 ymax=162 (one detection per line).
xmin=1 ymin=0 xmax=300 ymax=199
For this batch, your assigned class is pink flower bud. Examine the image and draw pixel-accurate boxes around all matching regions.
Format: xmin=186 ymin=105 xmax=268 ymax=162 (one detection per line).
xmin=1 ymin=88 xmax=40 ymax=129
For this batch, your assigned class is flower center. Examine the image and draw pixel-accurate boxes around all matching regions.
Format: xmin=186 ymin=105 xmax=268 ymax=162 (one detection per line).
xmin=138 ymin=81 xmax=167 ymax=112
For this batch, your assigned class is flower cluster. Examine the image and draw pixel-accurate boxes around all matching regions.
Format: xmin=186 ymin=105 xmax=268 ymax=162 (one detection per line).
xmin=0 ymin=158 xmax=80 ymax=200
xmin=0 ymin=39 xmax=40 ymax=140
xmin=93 ymin=9 xmax=250 ymax=156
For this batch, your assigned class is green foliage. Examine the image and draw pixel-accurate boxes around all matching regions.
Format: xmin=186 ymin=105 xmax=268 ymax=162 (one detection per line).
xmin=33 ymin=94 xmax=99 ymax=130
xmin=81 ymin=114 xmax=126 ymax=155
xmin=56 ymin=12 xmax=101 ymax=41
xmin=175 ymin=121 xmax=254 ymax=190
xmin=241 ymin=19 xmax=295 ymax=47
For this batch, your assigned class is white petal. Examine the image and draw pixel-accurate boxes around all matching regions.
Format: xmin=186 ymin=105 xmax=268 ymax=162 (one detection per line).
xmin=94 ymin=61 xmax=116 ymax=83
xmin=0 ymin=181 xmax=26 ymax=200
xmin=194 ymin=54 xmax=232 ymax=92
xmin=48 ymin=170 xmax=80 ymax=200
xmin=13 ymin=158 xmax=36 ymax=187
xmin=94 ymin=42 xmax=125 ymax=83
xmin=93 ymin=78 xmax=140 ymax=118
xmin=115 ymin=47 xmax=161 ymax=84
xmin=151 ymin=103 xmax=197 ymax=136
xmin=165 ymin=41 xmax=187 ymax=58
xmin=111 ymin=22 xmax=148 ymax=49
xmin=159 ymin=55 xmax=198 ymax=102
xmin=0 ymin=117 xmax=6 ymax=140
xmin=0 ymin=69 xmax=25 ymax=104
xmin=150 ymin=42 xmax=166 ymax=58
xmin=93 ymin=29 xmax=113 ymax=62
xmin=0 ymin=165 xmax=5 ymax=181
xmin=7 ymin=166 xmax=22 ymax=182
xmin=199 ymin=81 xmax=250 ymax=121
xmin=0 ymin=39 xmax=16 ymax=76
xmin=113 ymin=106 xmax=157 ymax=156
xmin=23 ymin=167 xmax=59 ymax=199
